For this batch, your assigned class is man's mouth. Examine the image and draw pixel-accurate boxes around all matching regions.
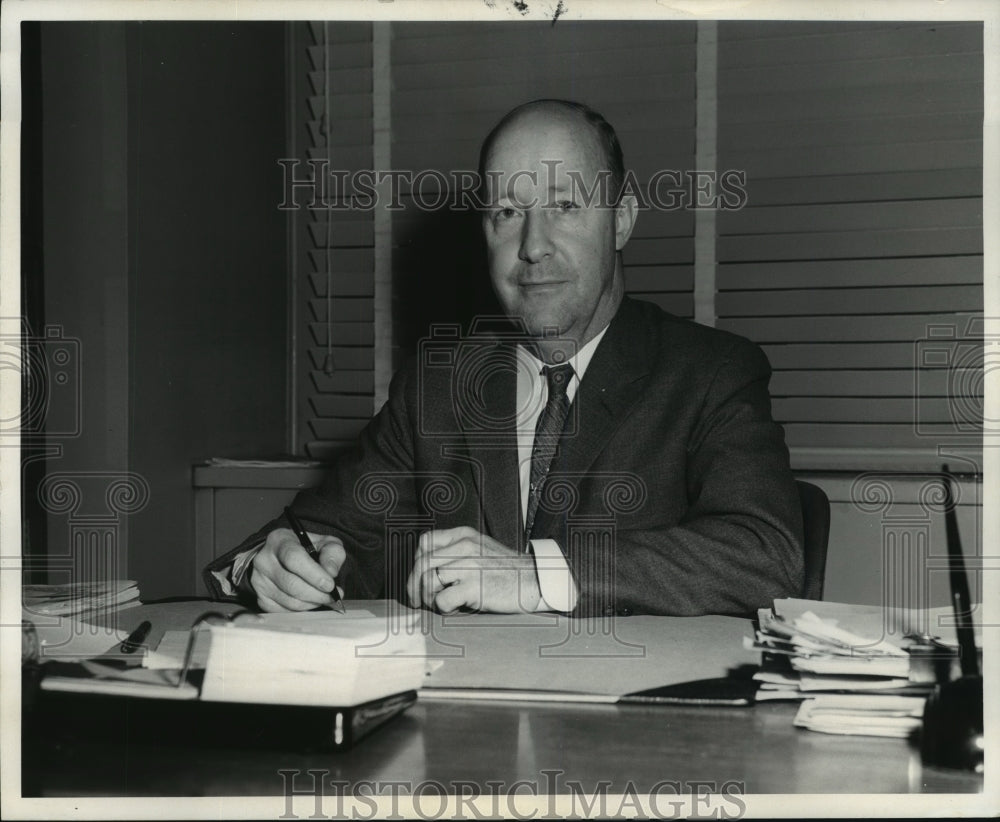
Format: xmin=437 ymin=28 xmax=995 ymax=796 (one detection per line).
xmin=519 ymin=281 xmax=567 ymax=289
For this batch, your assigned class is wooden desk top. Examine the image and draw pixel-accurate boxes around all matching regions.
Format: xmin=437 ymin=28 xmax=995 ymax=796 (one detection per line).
xmin=19 ymin=600 xmax=984 ymax=801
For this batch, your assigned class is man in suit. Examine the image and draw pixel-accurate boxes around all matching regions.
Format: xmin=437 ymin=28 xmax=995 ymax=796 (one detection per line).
xmin=205 ymin=99 xmax=803 ymax=617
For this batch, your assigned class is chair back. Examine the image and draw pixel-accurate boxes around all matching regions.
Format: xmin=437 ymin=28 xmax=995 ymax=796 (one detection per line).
xmin=797 ymin=480 xmax=831 ymax=600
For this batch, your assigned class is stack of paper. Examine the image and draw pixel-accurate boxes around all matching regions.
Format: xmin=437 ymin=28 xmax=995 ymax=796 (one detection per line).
xmin=750 ymin=598 xmax=936 ymax=738
xmin=792 ymin=695 xmax=926 ymax=738
xmin=22 ymin=580 xmax=140 ymax=618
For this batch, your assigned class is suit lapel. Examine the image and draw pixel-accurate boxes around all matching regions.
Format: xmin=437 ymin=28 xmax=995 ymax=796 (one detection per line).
xmin=531 ymin=298 xmax=652 ymax=538
xmin=458 ymin=342 xmax=523 ymax=550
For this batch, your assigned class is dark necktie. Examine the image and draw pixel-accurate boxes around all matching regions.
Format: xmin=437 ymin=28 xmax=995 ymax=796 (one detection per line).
xmin=524 ymin=362 xmax=574 ymax=543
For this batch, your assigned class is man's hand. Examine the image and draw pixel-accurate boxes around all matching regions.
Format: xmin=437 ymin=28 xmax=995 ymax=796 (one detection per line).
xmin=250 ymin=528 xmax=346 ymax=612
xmin=406 ymin=526 xmax=541 ymax=613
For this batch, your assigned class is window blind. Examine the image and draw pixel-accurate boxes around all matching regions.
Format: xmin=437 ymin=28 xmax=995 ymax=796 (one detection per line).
xmin=294 ymin=22 xmax=376 ymax=459
xmin=715 ymin=21 xmax=984 ymax=470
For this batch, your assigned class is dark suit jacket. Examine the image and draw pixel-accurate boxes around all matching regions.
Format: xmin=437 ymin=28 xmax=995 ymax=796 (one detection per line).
xmin=205 ymin=297 xmax=804 ymax=617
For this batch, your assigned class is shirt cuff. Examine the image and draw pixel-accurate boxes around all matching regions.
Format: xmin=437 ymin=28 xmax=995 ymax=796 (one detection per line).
xmin=210 ymin=545 xmax=262 ymax=598
xmin=529 ymin=538 xmax=578 ymax=612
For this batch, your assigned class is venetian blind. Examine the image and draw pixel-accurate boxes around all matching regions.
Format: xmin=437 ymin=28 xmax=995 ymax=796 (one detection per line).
xmin=715 ymin=21 xmax=984 ymax=471
xmin=294 ymin=22 xmax=376 ymax=459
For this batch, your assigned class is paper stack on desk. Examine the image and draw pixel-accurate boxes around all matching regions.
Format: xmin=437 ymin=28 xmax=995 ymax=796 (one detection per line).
xmin=750 ymin=598 xmax=935 ymax=738
xmin=22 ymin=579 xmax=140 ymax=618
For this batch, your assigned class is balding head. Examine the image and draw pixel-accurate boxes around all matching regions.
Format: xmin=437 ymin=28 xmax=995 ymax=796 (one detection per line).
xmin=478 ymin=99 xmax=626 ymax=207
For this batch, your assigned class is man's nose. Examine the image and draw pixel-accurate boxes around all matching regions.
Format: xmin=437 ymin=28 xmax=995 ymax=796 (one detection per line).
xmin=518 ymin=210 xmax=554 ymax=263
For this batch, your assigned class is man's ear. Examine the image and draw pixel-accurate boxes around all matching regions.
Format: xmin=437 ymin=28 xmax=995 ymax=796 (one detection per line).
xmin=614 ymin=194 xmax=638 ymax=251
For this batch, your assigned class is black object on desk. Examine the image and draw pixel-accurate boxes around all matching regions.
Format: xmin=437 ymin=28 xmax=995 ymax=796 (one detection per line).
xmin=919 ymin=469 xmax=983 ymax=773
xmin=119 ymin=620 xmax=152 ymax=654
xmin=29 ymin=663 xmax=417 ymax=753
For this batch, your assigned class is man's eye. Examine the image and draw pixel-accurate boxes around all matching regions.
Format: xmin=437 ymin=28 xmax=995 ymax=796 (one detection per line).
xmin=555 ymin=200 xmax=579 ymax=212
xmin=493 ymin=207 xmax=519 ymax=223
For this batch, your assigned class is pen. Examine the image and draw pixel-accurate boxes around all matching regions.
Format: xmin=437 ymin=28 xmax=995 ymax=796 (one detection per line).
xmin=120 ymin=620 xmax=152 ymax=654
xmin=284 ymin=506 xmax=346 ymax=613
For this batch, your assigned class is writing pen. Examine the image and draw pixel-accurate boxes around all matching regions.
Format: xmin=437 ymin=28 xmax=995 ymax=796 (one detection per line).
xmin=120 ymin=620 xmax=152 ymax=654
xmin=284 ymin=506 xmax=346 ymax=613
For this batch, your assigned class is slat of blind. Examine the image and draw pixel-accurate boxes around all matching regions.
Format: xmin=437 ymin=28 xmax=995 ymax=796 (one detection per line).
xmin=718 ymin=22 xmax=980 ymax=66
xmin=783 ymin=423 xmax=979 ymax=449
xmin=393 ymin=78 xmax=696 ymax=119
xmin=305 ymin=145 xmax=373 ymax=171
xmin=308 ymin=67 xmax=372 ymax=94
xmin=720 ymin=53 xmax=983 ymax=95
xmin=308 ymin=347 xmax=374 ymax=371
xmin=396 ymin=105 xmax=697 ymax=139
xmin=718 ymin=257 xmax=983 ymax=290
xmin=720 ymin=140 xmax=982 ymax=179
xmin=764 ymin=342 xmax=945 ymax=370
xmin=309 ymin=297 xmax=374 ymax=323
xmin=308 ymin=218 xmax=375 ymax=249
xmin=770 ymin=369 xmax=973 ymax=397
xmin=392 ymin=118 xmax=695 ymax=151
xmin=310 ymin=370 xmax=375 ymax=394
xmin=392 ymin=22 xmax=695 ymax=56
xmin=720 ymin=81 xmax=982 ymax=125
xmin=308 ymin=248 xmax=374 ymax=274
xmin=307 ymin=116 xmax=372 ymax=148
xmin=306 ymin=93 xmax=371 ymax=121
xmin=308 ymin=322 xmax=375 ymax=347
xmin=718 ymin=227 xmax=982 ymax=261
xmin=774 ymin=397 xmax=957 ymax=423
xmin=307 ymin=270 xmax=374 ymax=297
xmin=393 ymin=46 xmax=696 ymax=90
xmin=717 ymin=285 xmax=982 ymax=317
xmin=721 ymin=199 xmax=981 ymax=235
xmin=717 ymin=20 xmax=966 ymax=42
xmin=719 ymin=313 xmax=981 ymax=343
xmin=722 ymin=112 xmax=981 ymax=151
xmin=740 ymin=169 xmax=982 ymax=206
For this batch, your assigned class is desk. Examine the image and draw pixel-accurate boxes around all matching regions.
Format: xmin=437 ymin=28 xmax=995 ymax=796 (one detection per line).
xmin=21 ymin=601 xmax=983 ymax=799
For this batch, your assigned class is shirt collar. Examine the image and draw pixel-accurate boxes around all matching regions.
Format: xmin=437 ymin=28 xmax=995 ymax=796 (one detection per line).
xmin=518 ymin=323 xmax=611 ymax=383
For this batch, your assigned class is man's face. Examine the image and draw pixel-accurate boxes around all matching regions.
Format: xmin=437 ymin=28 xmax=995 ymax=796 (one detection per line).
xmin=481 ymin=111 xmax=636 ymax=350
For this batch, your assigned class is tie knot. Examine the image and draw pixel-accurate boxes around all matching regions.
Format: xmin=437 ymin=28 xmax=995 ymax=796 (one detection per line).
xmin=542 ymin=362 xmax=574 ymax=399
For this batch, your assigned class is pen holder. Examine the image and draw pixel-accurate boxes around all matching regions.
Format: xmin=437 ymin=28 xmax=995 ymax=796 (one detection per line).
xmin=919 ymin=674 xmax=983 ymax=773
